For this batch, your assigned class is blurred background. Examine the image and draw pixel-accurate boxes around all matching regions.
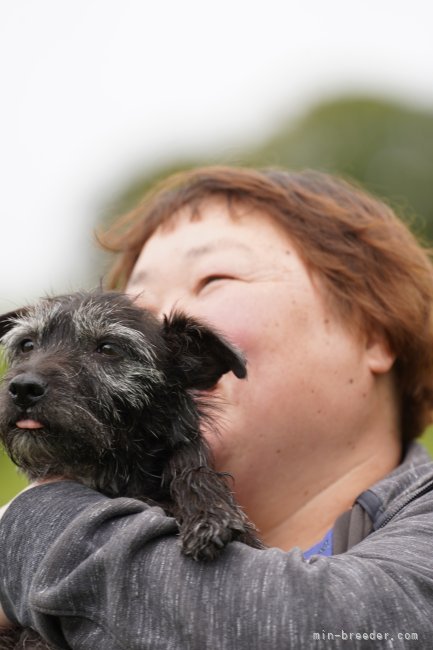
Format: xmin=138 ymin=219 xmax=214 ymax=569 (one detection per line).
xmin=1 ymin=0 xmax=433 ymax=503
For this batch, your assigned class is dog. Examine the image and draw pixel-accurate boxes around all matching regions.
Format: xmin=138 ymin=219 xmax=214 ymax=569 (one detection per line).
xmin=0 ymin=290 xmax=262 ymax=650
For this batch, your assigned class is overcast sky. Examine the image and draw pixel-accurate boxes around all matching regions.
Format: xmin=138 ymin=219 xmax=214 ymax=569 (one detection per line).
xmin=1 ymin=0 xmax=432 ymax=311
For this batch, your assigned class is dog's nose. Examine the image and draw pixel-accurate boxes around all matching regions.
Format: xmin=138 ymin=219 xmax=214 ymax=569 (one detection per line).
xmin=8 ymin=374 xmax=47 ymax=408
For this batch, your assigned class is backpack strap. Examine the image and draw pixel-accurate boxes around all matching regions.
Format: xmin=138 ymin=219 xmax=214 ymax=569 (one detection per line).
xmin=333 ymin=462 xmax=433 ymax=554
xmin=332 ymin=503 xmax=374 ymax=554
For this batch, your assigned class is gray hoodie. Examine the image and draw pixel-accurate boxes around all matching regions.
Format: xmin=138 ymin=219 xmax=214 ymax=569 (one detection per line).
xmin=1 ymin=443 xmax=433 ymax=649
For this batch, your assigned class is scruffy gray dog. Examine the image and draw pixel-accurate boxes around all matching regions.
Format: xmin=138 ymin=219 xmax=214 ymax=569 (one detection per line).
xmin=0 ymin=290 xmax=261 ymax=650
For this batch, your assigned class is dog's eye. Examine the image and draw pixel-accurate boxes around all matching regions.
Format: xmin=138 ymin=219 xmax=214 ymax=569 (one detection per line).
xmin=19 ymin=339 xmax=34 ymax=353
xmin=96 ymin=342 xmax=121 ymax=357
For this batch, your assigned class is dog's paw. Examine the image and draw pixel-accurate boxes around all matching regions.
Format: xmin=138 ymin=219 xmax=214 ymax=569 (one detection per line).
xmin=179 ymin=517 xmax=234 ymax=561
xmin=179 ymin=513 xmax=263 ymax=561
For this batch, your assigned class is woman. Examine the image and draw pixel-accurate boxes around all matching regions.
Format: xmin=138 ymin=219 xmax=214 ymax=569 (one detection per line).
xmin=1 ymin=167 xmax=433 ymax=648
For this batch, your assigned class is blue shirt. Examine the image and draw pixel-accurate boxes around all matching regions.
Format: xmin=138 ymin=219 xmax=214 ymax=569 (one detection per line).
xmin=303 ymin=528 xmax=333 ymax=559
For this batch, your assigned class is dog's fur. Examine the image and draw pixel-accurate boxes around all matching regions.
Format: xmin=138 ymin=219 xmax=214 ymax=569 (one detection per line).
xmin=0 ymin=290 xmax=261 ymax=650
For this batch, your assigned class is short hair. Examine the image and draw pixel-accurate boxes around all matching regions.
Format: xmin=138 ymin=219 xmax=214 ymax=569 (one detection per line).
xmin=100 ymin=165 xmax=433 ymax=442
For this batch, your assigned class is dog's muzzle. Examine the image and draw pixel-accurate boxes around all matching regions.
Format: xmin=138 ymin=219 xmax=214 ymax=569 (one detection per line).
xmin=8 ymin=373 xmax=47 ymax=410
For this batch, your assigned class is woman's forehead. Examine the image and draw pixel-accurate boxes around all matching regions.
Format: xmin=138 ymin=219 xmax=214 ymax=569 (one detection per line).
xmin=131 ymin=204 xmax=307 ymax=295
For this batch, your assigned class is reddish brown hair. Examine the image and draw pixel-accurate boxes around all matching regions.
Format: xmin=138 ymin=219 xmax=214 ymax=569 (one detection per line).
xmin=100 ymin=166 xmax=433 ymax=442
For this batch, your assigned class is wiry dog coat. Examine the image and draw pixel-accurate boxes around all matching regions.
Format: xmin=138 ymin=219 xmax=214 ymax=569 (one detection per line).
xmin=0 ymin=291 xmax=261 ymax=650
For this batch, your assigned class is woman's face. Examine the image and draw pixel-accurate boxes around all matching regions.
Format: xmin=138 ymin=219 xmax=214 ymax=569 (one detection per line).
xmin=126 ymin=201 xmax=381 ymax=496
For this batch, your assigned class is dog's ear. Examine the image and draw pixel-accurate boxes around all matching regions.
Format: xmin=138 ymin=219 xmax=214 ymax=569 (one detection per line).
xmin=162 ymin=312 xmax=247 ymax=390
xmin=0 ymin=308 xmax=28 ymax=340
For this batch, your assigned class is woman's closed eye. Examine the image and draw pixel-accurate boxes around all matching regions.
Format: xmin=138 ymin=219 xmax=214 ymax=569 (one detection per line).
xmin=197 ymin=275 xmax=235 ymax=292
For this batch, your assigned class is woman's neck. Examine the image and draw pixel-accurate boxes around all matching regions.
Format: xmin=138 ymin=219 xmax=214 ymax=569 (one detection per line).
xmin=240 ymin=436 xmax=402 ymax=552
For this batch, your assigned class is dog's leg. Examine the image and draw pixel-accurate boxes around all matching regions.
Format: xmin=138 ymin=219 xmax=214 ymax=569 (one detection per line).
xmin=165 ymin=444 xmax=264 ymax=561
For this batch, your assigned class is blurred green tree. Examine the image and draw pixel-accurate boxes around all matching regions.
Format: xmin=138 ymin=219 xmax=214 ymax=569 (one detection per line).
xmin=106 ymin=96 xmax=433 ymax=246
xmin=248 ymin=96 xmax=433 ymax=241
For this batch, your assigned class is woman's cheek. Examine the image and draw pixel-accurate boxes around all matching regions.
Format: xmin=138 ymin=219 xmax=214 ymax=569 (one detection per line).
xmin=198 ymin=297 xmax=255 ymax=353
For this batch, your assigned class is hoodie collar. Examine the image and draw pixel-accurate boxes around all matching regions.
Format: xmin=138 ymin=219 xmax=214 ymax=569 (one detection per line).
xmin=356 ymin=442 xmax=433 ymax=530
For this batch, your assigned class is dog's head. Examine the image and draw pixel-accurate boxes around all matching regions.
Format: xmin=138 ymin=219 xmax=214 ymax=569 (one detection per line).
xmin=0 ymin=290 xmax=246 ymax=489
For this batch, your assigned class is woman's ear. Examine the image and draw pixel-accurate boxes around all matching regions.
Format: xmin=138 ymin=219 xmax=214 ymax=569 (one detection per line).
xmin=365 ymin=331 xmax=396 ymax=375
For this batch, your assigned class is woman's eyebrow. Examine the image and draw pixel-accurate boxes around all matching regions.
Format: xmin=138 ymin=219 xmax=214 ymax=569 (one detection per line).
xmin=128 ymin=240 xmax=253 ymax=285
xmin=185 ymin=239 xmax=253 ymax=259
